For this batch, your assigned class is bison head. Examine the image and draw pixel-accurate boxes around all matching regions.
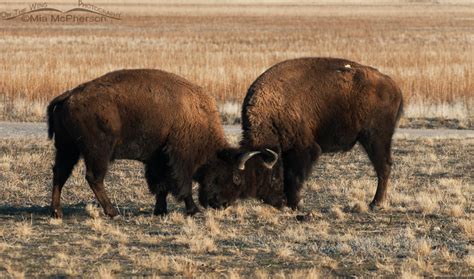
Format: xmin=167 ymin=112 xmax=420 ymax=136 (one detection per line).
xmin=195 ymin=148 xmax=286 ymax=209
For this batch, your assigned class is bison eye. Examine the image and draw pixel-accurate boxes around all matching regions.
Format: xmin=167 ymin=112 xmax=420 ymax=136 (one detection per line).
xmin=232 ymin=174 xmax=242 ymax=185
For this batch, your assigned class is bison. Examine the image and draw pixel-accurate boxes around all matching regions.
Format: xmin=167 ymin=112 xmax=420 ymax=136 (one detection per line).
xmin=196 ymin=57 xmax=403 ymax=211
xmin=47 ymin=69 xmax=235 ymax=218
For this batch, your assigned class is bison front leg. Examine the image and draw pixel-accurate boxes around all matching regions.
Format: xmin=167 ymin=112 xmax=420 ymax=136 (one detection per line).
xmin=180 ymin=179 xmax=200 ymax=215
xmin=167 ymin=155 xmax=200 ymax=216
xmin=283 ymin=144 xmax=321 ymax=210
xmin=283 ymin=166 xmax=303 ymax=210
xmin=154 ymin=191 xmax=169 ymax=216
xmin=359 ymin=131 xmax=394 ymax=210
xmin=145 ymin=157 xmax=171 ymax=216
xmin=184 ymin=195 xmax=200 ymax=216
xmin=168 ymin=174 xmax=200 ymax=216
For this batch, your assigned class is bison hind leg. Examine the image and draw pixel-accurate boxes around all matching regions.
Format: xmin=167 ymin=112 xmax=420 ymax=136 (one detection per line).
xmin=358 ymin=129 xmax=394 ymax=210
xmin=51 ymin=145 xmax=80 ymax=218
xmin=83 ymin=148 xmax=119 ymax=218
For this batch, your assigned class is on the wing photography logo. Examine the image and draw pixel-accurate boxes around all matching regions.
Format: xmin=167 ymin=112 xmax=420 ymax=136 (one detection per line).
xmin=0 ymin=0 xmax=121 ymax=23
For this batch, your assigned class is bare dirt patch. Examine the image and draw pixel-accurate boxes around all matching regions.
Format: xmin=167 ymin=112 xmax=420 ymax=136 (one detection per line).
xmin=0 ymin=135 xmax=472 ymax=277
xmin=399 ymin=117 xmax=474 ymax=130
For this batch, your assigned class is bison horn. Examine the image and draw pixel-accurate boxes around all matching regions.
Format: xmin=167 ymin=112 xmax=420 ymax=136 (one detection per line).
xmin=262 ymin=148 xmax=278 ymax=169
xmin=237 ymin=149 xmax=279 ymax=171
xmin=238 ymin=151 xmax=261 ymax=171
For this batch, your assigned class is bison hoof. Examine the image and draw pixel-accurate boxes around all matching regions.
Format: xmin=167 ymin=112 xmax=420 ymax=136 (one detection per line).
xmin=186 ymin=207 xmax=200 ymax=216
xmin=105 ymin=207 xmax=120 ymax=218
xmin=51 ymin=208 xmax=63 ymax=219
xmin=296 ymin=212 xmax=315 ymax=222
xmin=111 ymin=215 xmax=122 ymax=220
xmin=288 ymin=202 xmax=302 ymax=211
xmin=369 ymin=202 xmax=385 ymax=212
xmin=154 ymin=208 xmax=168 ymax=216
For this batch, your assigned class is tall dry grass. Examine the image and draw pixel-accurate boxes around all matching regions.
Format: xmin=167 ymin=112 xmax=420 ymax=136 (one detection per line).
xmin=0 ymin=2 xmax=472 ymax=120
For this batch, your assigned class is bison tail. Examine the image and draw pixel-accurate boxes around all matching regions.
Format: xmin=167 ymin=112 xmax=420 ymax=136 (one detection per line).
xmin=47 ymin=102 xmax=55 ymax=139
xmin=396 ymin=95 xmax=404 ymax=122
xmin=47 ymin=90 xmax=72 ymax=139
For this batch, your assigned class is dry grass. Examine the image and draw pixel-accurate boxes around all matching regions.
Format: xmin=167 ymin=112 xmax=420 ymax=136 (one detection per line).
xmin=466 ymin=255 xmax=474 ymax=267
xmin=3 ymin=262 xmax=25 ymax=279
xmin=458 ymin=219 xmax=473 ymax=239
xmin=95 ymin=262 xmax=121 ymax=279
xmin=0 ymin=135 xmax=473 ymax=276
xmin=330 ymin=206 xmax=346 ymax=220
xmin=85 ymin=203 xmax=101 ymax=219
xmin=415 ymin=238 xmax=432 ymax=258
xmin=351 ymin=201 xmax=368 ymax=213
xmin=415 ymin=195 xmax=438 ymax=214
xmin=0 ymin=2 xmax=472 ymax=121
xmin=448 ymin=205 xmax=465 ymax=218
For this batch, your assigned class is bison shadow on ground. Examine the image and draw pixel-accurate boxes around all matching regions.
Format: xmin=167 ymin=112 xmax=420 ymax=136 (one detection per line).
xmin=0 ymin=203 xmax=158 ymax=219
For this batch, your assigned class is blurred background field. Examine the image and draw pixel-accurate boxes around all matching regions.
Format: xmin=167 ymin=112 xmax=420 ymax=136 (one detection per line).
xmin=0 ymin=2 xmax=473 ymax=277
xmin=0 ymin=0 xmax=472 ymax=122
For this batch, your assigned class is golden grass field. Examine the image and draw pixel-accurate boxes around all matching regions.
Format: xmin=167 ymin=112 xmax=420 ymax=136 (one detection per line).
xmin=0 ymin=1 xmax=473 ymax=121
xmin=0 ymin=134 xmax=473 ymax=277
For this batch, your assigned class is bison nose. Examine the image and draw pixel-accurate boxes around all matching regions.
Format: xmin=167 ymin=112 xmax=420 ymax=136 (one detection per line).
xmin=273 ymin=197 xmax=287 ymax=209
xmin=198 ymin=190 xmax=209 ymax=208
xmin=208 ymin=196 xmax=220 ymax=209
xmin=199 ymin=196 xmax=209 ymax=208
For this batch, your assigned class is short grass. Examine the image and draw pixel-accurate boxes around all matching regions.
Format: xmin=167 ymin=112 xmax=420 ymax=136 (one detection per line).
xmin=0 ymin=135 xmax=472 ymax=277
xmin=0 ymin=2 xmax=473 ymax=121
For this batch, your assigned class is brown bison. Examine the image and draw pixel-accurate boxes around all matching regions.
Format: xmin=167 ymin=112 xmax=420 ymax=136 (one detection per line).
xmin=47 ymin=69 xmax=235 ymax=218
xmin=196 ymin=57 xmax=403 ymax=210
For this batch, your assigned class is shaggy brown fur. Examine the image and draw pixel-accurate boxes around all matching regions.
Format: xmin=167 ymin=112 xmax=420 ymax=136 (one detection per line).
xmin=47 ymin=69 xmax=228 ymax=218
xmin=198 ymin=57 xmax=403 ymax=210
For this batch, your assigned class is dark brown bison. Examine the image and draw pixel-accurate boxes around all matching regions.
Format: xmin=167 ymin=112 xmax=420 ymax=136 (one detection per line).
xmin=47 ymin=69 xmax=235 ymax=218
xmin=196 ymin=57 xmax=403 ymax=211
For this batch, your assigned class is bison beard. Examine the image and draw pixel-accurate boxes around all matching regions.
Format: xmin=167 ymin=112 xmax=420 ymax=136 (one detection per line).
xmin=198 ymin=57 xmax=403 ymax=211
xmin=47 ymin=69 xmax=230 ymax=218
